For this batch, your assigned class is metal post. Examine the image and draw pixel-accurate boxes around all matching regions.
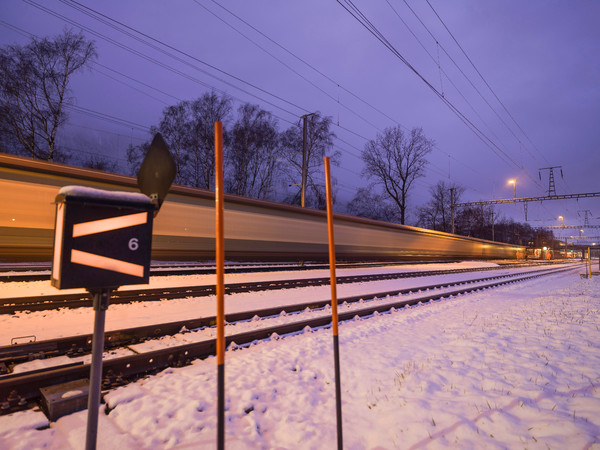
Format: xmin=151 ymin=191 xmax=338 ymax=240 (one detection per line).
xmin=588 ymin=247 xmax=592 ymax=279
xmin=301 ymin=116 xmax=307 ymax=208
xmin=324 ymin=156 xmax=343 ymax=450
xmin=491 ymin=211 xmax=494 ymax=241
xmin=215 ymin=122 xmax=226 ymax=450
xmin=85 ymin=288 xmax=111 ymax=450
xmin=450 ymin=188 xmax=455 ymax=234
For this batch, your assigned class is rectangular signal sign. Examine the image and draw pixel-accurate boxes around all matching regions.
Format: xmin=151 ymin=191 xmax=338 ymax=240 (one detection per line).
xmin=51 ymin=186 xmax=154 ymax=290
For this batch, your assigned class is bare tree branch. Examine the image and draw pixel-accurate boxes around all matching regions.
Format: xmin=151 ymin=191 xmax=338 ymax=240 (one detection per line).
xmin=362 ymin=126 xmax=434 ymax=224
xmin=0 ymin=29 xmax=96 ymax=160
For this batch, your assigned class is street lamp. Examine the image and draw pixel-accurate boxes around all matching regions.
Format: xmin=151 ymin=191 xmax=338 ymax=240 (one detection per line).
xmin=508 ymin=179 xmax=516 ymax=201
xmin=558 ymin=216 xmax=565 ymax=258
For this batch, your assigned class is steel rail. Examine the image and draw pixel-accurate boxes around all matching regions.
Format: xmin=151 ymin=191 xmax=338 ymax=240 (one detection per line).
xmin=1 ymin=265 xmax=559 ymax=370
xmin=0 ymin=264 xmax=578 ymax=414
xmin=0 ymin=260 xmax=457 ymax=283
xmin=0 ymin=263 xmax=546 ymax=314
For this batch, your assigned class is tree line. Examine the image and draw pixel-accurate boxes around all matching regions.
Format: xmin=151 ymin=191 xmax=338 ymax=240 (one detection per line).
xmin=0 ymin=30 xmax=554 ymax=247
xmin=126 ymin=92 xmax=339 ymax=209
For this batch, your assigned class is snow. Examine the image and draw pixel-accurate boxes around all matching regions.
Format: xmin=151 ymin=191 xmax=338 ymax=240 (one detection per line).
xmin=0 ymin=262 xmax=543 ymax=345
xmin=57 ymin=185 xmax=152 ymax=204
xmin=1 ymin=262 xmax=599 ymax=448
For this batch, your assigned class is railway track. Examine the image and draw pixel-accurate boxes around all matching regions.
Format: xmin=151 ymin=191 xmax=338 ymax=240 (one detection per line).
xmin=0 ymin=263 xmax=578 ymax=415
xmin=0 ymin=263 xmax=544 ymax=314
xmin=0 ymin=260 xmax=497 ymax=283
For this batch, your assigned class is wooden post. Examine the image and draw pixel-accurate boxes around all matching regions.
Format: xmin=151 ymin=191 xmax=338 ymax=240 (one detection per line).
xmin=215 ymin=122 xmax=225 ymax=450
xmin=324 ymin=156 xmax=343 ymax=449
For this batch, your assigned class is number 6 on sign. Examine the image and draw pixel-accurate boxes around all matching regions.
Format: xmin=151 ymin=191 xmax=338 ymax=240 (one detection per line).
xmin=129 ymin=238 xmax=139 ymax=251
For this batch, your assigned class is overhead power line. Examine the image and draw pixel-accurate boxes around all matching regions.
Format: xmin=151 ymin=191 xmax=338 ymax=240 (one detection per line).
xmin=386 ymin=0 xmax=517 ymax=157
xmin=192 ymin=0 xmax=384 ymax=135
xmin=424 ymin=0 xmax=547 ymax=163
xmin=206 ymin=0 xmax=407 ymax=130
xmin=334 ymin=3 xmax=516 ymax=168
xmin=335 ymin=0 xmax=542 ymax=189
xmin=60 ymin=0 xmax=309 ymax=115
xmin=24 ymin=0 xmax=302 ymax=120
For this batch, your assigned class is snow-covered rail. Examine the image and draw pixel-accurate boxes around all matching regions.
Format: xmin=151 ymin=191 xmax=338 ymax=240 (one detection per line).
xmin=0 ymin=264 xmax=579 ymax=416
xmin=0 ymin=263 xmax=548 ymax=314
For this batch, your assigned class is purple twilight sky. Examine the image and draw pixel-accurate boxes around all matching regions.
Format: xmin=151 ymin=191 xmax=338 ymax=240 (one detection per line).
xmin=1 ymin=0 xmax=599 ymax=238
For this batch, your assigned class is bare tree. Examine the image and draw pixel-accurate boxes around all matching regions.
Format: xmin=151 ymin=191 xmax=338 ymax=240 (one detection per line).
xmin=0 ymin=29 xmax=96 ymax=160
xmin=347 ymin=186 xmax=400 ymax=222
xmin=456 ymin=205 xmax=495 ymax=238
xmin=226 ymin=103 xmax=281 ymax=199
xmin=126 ymin=140 xmax=150 ymax=176
xmin=280 ymin=112 xmax=339 ymax=208
xmin=417 ymin=181 xmax=465 ymax=232
xmin=361 ymin=126 xmax=433 ymax=224
xmin=127 ymin=92 xmax=231 ymax=188
xmin=151 ymin=102 xmax=190 ymax=185
xmin=187 ymin=91 xmax=232 ymax=189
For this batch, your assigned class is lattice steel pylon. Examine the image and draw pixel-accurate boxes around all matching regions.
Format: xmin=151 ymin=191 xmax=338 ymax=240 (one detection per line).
xmin=539 ymin=166 xmax=563 ymax=196
xmin=579 ymin=210 xmax=593 ymax=227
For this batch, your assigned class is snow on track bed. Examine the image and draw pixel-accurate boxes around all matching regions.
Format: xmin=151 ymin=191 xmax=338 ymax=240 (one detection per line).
xmin=0 ymin=262 xmax=565 ymax=344
xmin=0 ymin=263 xmax=597 ymax=448
xmin=1 ymin=265 xmax=575 ymax=375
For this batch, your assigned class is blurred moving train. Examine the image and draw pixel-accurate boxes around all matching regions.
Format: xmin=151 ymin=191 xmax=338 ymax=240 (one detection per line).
xmin=0 ymin=153 xmax=524 ymax=262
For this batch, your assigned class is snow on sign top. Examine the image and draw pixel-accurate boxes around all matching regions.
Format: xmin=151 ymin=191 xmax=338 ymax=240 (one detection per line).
xmin=57 ymin=185 xmax=152 ymax=205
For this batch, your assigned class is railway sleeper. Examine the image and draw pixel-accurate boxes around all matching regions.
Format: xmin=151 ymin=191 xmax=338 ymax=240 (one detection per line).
xmin=0 ymin=265 xmax=573 ymax=374
xmin=0 ymin=265 xmax=578 ymax=418
xmin=0 ymin=264 xmax=538 ymax=316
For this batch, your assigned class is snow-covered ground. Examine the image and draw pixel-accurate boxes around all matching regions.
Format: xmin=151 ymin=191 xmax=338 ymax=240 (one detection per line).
xmin=1 ymin=262 xmax=599 ymax=448
xmin=0 ymin=261 xmax=547 ymax=344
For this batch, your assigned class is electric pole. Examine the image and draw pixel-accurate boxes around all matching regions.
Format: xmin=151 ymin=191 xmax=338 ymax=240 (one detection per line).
xmin=450 ymin=187 xmax=455 ymax=234
xmin=538 ymin=166 xmax=563 ymax=196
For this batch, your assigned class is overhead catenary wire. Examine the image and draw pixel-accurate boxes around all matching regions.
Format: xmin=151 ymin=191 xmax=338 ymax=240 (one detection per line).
xmin=29 ymin=1 xmax=370 ymax=163
xmin=335 ymin=0 xmax=542 ymax=189
xmin=24 ymin=0 xmax=303 ymax=121
xmin=191 ymin=0 xmax=385 ymax=135
xmin=385 ymin=0 xmax=518 ymax=159
xmin=6 ymin=3 xmax=571 ymax=223
xmin=59 ymin=0 xmax=310 ymax=116
xmin=205 ymin=0 xmax=408 ymax=130
xmin=424 ymin=0 xmax=547 ymax=164
xmin=398 ymin=0 xmax=541 ymax=164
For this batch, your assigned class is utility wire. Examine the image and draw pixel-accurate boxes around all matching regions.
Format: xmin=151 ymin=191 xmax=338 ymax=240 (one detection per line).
xmin=54 ymin=1 xmax=371 ymax=161
xmin=386 ymin=0 xmax=516 ymax=158
xmin=192 ymin=0 xmax=384 ymax=135
xmin=24 ymin=0 xmax=302 ymax=120
xmin=336 ymin=0 xmax=541 ymax=188
xmin=61 ymin=0 xmax=308 ymax=114
xmin=424 ymin=0 xmax=547 ymax=163
xmin=206 ymin=0 xmax=407 ymax=130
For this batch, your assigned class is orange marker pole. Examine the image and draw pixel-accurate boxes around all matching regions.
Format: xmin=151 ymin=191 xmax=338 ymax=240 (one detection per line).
xmin=215 ymin=122 xmax=225 ymax=450
xmin=324 ymin=156 xmax=343 ymax=450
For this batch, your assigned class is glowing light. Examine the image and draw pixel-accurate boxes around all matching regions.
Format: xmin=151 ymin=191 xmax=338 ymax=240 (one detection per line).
xmin=71 ymin=249 xmax=144 ymax=277
xmin=52 ymin=203 xmax=65 ymax=278
xmin=72 ymin=212 xmax=148 ymax=237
